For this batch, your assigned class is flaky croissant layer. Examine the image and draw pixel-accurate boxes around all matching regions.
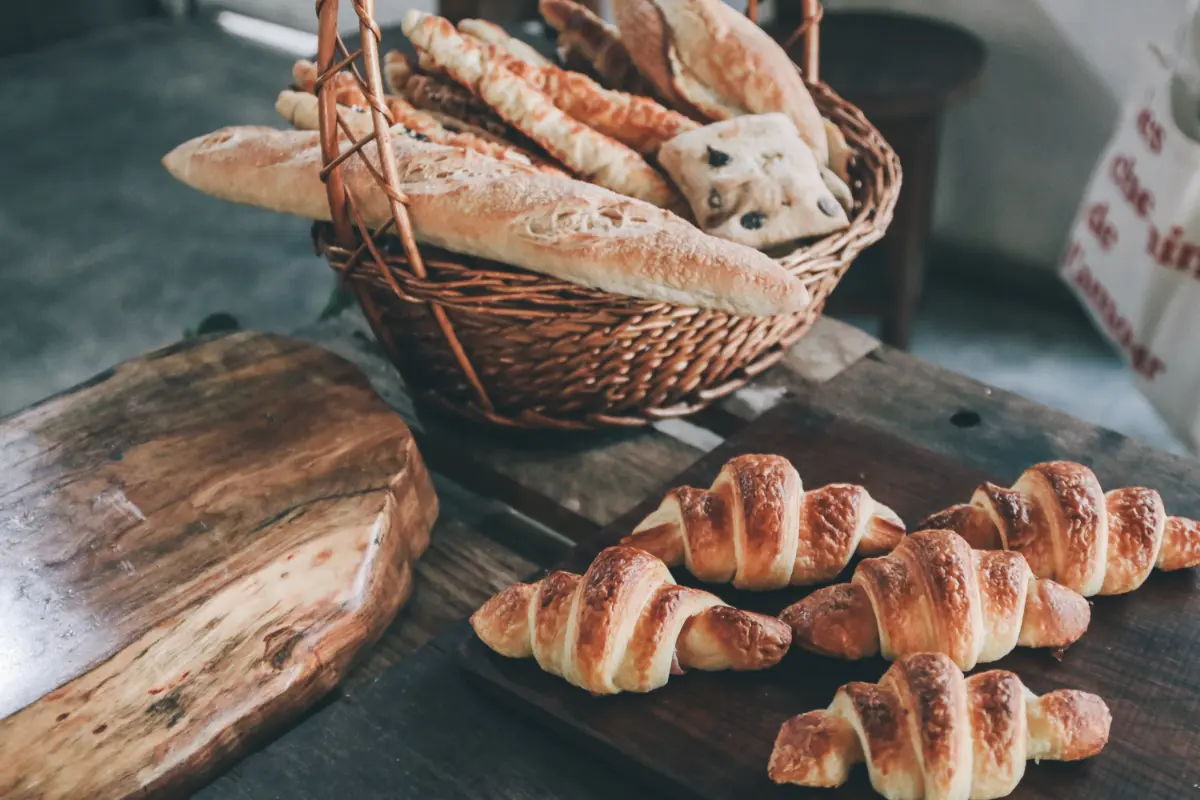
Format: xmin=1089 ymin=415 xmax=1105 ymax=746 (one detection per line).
xmin=920 ymin=460 xmax=1200 ymax=596
xmin=769 ymin=652 xmax=1111 ymax=800
xmin=622 ymin=454 xmax=905 ymax=590
xmin=470 ymin=546 xmax=791 ymax=694
xmin=780 ymin=529 xmax=1090 ymax=670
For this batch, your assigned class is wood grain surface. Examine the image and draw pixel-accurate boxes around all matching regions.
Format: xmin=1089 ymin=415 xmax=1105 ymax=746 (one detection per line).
xmin=0 ymin=332 xmax=437 ymax=798
xmin=461 ymin=400 xmax=1200 ymax=800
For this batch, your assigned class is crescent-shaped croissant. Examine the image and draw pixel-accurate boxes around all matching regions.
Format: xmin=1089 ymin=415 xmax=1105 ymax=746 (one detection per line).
xmin=919 ymin=460 xmax=1200 ymax=596
xmin=779 ymin=530 xmax=1090 ymax=670
xmin=769 ymin=652 xmax=1111 ymax=800
xmin=470 ymin=546 xmax=791 ymax=694
xmin=621 ymin=454 xmax=905 ymax=590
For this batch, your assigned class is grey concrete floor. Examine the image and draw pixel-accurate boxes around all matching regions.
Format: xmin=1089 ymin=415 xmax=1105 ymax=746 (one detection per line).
xmin=839 ymin=279 xmax=1186 ymax=455
xmin=0 ymin=19 xmax=1187 ymax=457
xmin=0 ymin=19 xmax=331 ymax=416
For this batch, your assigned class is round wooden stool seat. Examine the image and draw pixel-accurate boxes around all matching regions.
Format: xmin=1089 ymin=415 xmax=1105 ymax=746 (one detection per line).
xmin=773 ymin=10 xmax=987 ymax=349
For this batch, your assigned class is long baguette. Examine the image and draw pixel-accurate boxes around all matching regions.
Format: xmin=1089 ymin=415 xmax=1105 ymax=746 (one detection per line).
xmin=613 ymin=0 xmax=828 ymax=163
xmin=162 ymin=126 xmax=809 ymax=317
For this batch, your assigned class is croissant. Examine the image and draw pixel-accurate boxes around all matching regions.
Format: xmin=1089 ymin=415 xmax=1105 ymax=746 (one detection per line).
xmin=769 ymin=652 xmax=1111 ymax=800
xmin=470 ymin=545 xmax=791 ymax=694
xmin=780 ymin=529 xmax=1090 ymax=670
xmin=919 ymin=460 xmax=1200 ymax=596
xmin=620 ymin=454 xmax=905 ymax=591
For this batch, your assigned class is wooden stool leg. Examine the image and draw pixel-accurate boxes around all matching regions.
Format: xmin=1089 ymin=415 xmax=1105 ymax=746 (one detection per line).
xmin=876 ymin=113 xmax=943 ymax=350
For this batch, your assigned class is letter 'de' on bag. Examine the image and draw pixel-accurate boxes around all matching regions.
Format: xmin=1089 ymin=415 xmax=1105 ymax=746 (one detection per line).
xmin=1060 ymin=19 xmax=1200 ymax=452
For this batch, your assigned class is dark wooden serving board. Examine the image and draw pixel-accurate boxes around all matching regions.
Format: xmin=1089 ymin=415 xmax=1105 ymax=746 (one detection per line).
xmin=0 ymin=332 xmax=438 ymax=798
xmin=461 ymin=400 xmax=1200 ymax=799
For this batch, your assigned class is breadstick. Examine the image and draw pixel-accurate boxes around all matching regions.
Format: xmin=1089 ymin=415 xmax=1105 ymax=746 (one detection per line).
xmin=383 ymin=50 xmax=418 ymax=96
xmin=404 ymin=74 xmax=509 ymax=137
xmin=403 ymin=11 xmax=680 ymax=207
xmin=457 ymin=19 xmax=550 ymax=66
xmin=275 ymin=89 xmax=566 ymax=176
xmin=401 ymin=18 xmax=695 ymax=156
xmin=503 ymin=58 xmax=697 ymax=155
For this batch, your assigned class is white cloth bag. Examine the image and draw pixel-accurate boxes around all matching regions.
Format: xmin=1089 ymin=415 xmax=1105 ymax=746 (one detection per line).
xmin=1060 ymin=36 xmax=1200 ymax=452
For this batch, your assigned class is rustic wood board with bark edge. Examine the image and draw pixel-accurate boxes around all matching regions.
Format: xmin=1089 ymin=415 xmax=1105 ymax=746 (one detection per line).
xmin=461 ymin=400 xmax=1200 ymax=800
xmin=0 ymin=332 xmax=438 ymax=799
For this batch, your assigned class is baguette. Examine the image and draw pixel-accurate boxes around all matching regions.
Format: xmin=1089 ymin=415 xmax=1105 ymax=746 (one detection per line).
xmin=612 ymin=0 xmax=828 ymax=164
xmin=162 ymin=126 xmax=810 ymax=316
xmin=457 ymin=19 xmax=551 ymax=66
xmin=402 ymin=11 xmax=680 ymax=208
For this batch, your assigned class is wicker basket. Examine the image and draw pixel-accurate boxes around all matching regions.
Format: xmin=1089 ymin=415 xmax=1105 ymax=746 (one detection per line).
xmin=312 ymin=0 xmax=901 ymax=430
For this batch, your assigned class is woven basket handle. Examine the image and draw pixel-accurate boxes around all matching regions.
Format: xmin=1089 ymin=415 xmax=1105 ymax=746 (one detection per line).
xmin=746 ymin=0 xmax=822 ymax=81
xmin=314 ymin=0 xmax=496 ymax=412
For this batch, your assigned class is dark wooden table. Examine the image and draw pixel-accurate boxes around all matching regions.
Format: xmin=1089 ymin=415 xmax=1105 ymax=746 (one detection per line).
xmin=152 ymin=303 xmax=1193 ymax=799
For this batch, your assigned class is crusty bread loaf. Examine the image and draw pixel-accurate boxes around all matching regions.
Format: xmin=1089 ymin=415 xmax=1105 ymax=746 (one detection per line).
xmin=612 ymin=0 xmax=828 ymax=164
xmin=538 ymin=0 xmax=661 ymax=99
xmin=609 ymin=0 xmax=700 ymax=116
xmin=457 ymin=18 xmax=550 ymax=66
xmin=403 ymin=11 xmax=680 ymax=208
xmin=162 ymin=126 xmax=810 ymax=316
xmin=657 ymin=113 xmax=848 ymax=248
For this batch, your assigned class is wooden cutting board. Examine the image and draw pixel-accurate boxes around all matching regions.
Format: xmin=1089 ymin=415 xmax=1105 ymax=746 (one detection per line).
xmin=461 ymin=400 xmax=1200 ymax=799
xmin=0 ymin=332 xmax=437 ymax=798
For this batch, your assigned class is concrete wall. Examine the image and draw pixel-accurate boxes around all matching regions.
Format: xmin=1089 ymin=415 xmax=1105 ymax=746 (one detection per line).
xmin=827 ymin=0 xmax=1191 ymax=273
